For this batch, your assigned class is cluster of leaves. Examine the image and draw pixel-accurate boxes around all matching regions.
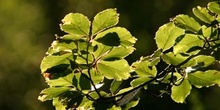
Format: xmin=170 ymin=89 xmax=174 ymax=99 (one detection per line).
xmin=39 ymin=1 xmax=220 ymax=110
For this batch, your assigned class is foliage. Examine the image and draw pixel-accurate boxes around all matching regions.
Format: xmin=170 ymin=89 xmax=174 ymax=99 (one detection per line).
xmin=39 ymin=2 xmax=220 ymax=110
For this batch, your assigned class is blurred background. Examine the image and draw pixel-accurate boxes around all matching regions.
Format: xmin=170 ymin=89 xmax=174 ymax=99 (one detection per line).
xmin=0 ymin=0 xmax=219 ymax=110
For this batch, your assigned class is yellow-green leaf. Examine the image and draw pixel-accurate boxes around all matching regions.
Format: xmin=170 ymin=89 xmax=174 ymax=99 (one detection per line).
xmin=92 ymin=8 xmax=119 ymax=35
xmin=193 ymin=6 xmax=215 ymax=24
xmin=61 ymin=13 xmax=90 ymax=36
xmin=97 ymin=59 xmax=130 ymax=80
xmin=208 ymin=2 xmax=220 ymax=15
xmin=188 ymin=70 xmax=220 ymax=87
xmin=155 ymin=22 xmax=184 ymax=51
xmin=171 ymin=79 xmax=192 ymax=103
xmin=173 ymin=34 xmax=204 ymax=55
xmin=173 ymin=14 xmax=201 ymax=33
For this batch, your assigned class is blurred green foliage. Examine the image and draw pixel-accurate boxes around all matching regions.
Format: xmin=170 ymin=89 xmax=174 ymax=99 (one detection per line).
xmin=1 ymin=0 xmax=220 ymax=110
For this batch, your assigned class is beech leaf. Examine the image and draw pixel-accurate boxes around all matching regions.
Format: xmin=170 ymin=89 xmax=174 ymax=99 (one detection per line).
xmin=61 ymin=13 xmax=90 ymax=36
xmin=92 ymin=8 xmax=119 ymax=35
xmin=97 ymin=59 xmax=130 ymax=80
xmin=155 ymin=22 xmax=184 ymax=51
xmin=171 ymin=80 xmax=192 ymax=103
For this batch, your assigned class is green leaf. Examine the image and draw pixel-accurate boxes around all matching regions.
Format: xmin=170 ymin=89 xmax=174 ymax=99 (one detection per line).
xmin=182 ymin=55 xmax=215 ymax=68
xmin=132 ymin=60 xmax=157 ymax=77
xmin=173 ymin=34 xmax=204 ymax=55
xmin=130 ymin=77 xmax=151 ymax=87
xmin=109 ymin=105 xmax=122 ymax=110
xmin=193 ymin=55 xmax=215 ymax=67
xmin=92 ymin=42 xmax=113 ymax=59
xmin=90 ymin=68 xmax=104 ymax=84
xmin=131 ymin=59 xmax=157 ymax=87
xmin=155 ymin=22 xmax=184 ymax=51
xmin=171 ymin=79 xmax=192 ymax=103
xmin=47 ymin=40 xmax=76 ymax=55
xmin=110 ymin=80 xmax=123 ymax=94
xmin=38 ymin=87 xmax=71 ymax=101
xmin=47 ymin=73 xmax=74 ymax=87
xmin=124 ymin=98 xmax=140 ymax=110
xmin=201 ymin=25 xmax=216 ymax=38
xmin=93 ymin=41 xmax=135 ymax=60
xmin=60 ymin=34 xmax=83 ymax=41
xmin=92 ymin=8 xmax=119 ymax=35
xmin=40 ymin=53 xmax=72 ymax=73
xmin=53 ymin=97 xmax=67 ymax=110
xmin=161 ymin=52 xmax=189 ymax=66
xmin=90 ymin=91 xmax=109 ymax=100
xmin=73 ymin=73 xmax=91 ymax=91
xmin=173 ymin=14 xmax=201 ymax=33
xmin=216 ymin=15 xmax=220 ymax=22
xmin=162 ymin=72 xmax=182 ymax=83
xmin=97 ymin=59 xmax=130 ymax=80
xmin=78 ymin=96 xmax=94 ymax=109
xmin=188 ymin=70 xmax=220 ymax=87
xmin=140 ymin=49 xmax=162 ymax=66
xmin=103 ymin=46 xmax=135 ymax=60
xmin=95 ymin=27 xmax=137 ymax=47
xmin=61 ymin=13 xmax=90 ymax=36
xmin=208 ymin=2 xmax=220 ymax=15
xmin=193 ymin=6 xmax=215 ymax=24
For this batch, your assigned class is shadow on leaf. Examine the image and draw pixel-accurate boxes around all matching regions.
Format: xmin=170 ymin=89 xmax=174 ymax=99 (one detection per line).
xmin=96 ymin=32 xmax=120 ymax=46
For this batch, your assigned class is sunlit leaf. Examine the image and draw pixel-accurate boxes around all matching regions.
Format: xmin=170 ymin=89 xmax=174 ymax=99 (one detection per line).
xmin=193 ymin=55 xmax=215 ymax=67
xmin=108 ymin=105 xmax=122 ymax=110
xmin=216 ymin=15 xmax=220 ymax=22
xmin=155 ymin=22 xmax=184 ymax=51
xmin=182 ymin=55 xmax=215 ymax=68
xmin=73 ymin=73 xmax=91 ymax=91
xmin=78 ymin=96 xmax=94 ymax=109
xmin=124 ymin=98 xmax=140 ymax=110
xmin=193 ymin=6 xmax=215 ymax=24
xmin=53 ymin=97 xmax=67 ymax=110
xmin=47 ymin=73 xmax=74 ymax=87
xmin=40 ymin=53 xmax=72 ymax=73
xmin=161 ymin=52 xmax=189 ymax=66
xmin=60 ymin=34 xmax=83 ymax=41
xmin=140 ymin=49 xmax=162 ymax=66
xmin=171 ymin=79 xmax=192 ymax=103
xmin=97 ymin=59 xmax=130 ymax=80
xmin=90 ymin=68 xmax=104 ymax=84
xmin=201 ymin=26 xmax=217 ymax=38
xmin=173 ymin=14 xmax=201 ymax=33
xmin=92 ymin=42 xmax=112 ymax=59
xmin=103 ymin=46 xmax=135 ymax=60
xmin=110 ymin=80 xmax=123 ymax=94
xmin=92 ymin=8 xmax=119 ymax=35
xmin=93 ymin=41 xmax=135 ymax=60
xmin=38 ymin=87 xmax=71 ymax=101
xmin=132 ymin=60 xmax=157 ymax=77
xmin=95 ymin=27 xmax=137 ymax=47
xmin=208 ymin=2 xmax=220 ymax=15
xmin=90 ymin=91 xmax=109 ymax=100
xmin=173 ymin=34 xmax=204 ymax=55
xmin=188 ymin=70 xmax=220 ymax=87
xmin=48 ymin=40 xmax=76 ymax=55
xmin=61 ymin=13 xmax=90 ymax=36
xmin=130 ymin=77 xmax=151 ymax=87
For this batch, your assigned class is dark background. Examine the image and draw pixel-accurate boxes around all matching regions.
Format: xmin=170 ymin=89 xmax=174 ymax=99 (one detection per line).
xmin=1 ymin=0 xmax=220 ymax=110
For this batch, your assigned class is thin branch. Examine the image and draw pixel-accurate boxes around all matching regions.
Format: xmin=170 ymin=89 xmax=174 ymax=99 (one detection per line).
xmin=95 ymin=64 xmax=173 ymax=103
xmin=85 ymin=37 xmax=102 ymax=98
